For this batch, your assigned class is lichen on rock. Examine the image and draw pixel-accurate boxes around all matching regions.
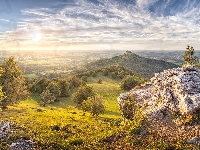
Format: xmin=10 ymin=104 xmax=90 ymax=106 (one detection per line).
xmin=118 ymin=66 xmax=200 ymax=118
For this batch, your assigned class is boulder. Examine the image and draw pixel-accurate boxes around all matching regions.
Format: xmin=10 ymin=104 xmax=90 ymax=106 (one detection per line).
xmin=118 ymin=66 xmax=200 ymax=116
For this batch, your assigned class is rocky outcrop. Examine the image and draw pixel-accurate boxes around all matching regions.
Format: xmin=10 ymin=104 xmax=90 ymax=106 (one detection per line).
xmin=0 ymin=121 xmax=11 ymax=139
xmin=118 ymin=66 xmax=200 ymax=116
xmin=0 ymin=121 xmax=35 ymax=150
xmin=9 ymin=138 xmax=35 ymax=150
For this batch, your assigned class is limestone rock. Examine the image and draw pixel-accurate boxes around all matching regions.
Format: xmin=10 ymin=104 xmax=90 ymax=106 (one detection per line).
xmin=118 ymin=66 xmax=200 ymax=116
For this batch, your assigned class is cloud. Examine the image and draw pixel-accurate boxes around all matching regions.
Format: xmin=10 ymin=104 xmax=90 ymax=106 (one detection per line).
xmin=2 ymin=0 xmax=200 ymax=50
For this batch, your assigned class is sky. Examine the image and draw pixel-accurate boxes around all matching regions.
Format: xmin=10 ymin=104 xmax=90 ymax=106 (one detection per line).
xmin=0 ymin=0 xmax=200 ymax=51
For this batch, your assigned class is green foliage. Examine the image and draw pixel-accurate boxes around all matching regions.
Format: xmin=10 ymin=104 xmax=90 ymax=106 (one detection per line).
xmin=1 ymin=72 xmax=199 ymax=149
xmin=81 ymin=76 xmax=88 ymax=82
xmin=71 ymin=85 xmax=95 ymax=106
xmin=129 ymin=126 xmax=142 ymax=135
xmin=46 ymin=81 xmax=61 ymax=100
xmin=97 ymin=78 xmax=102 ymax=84
xmin=119 ymin=95 xmax=138 ymax=120
xmin=31 ymin=78 xmax=50 ymax=93
xmin=102 ymin=69 xmax=109 ymax=76
xmin=83 ymin=52 xmax=178 ymax=78
xmin=40 ymin=90 xmax=56 ymax=106
xmin=111 ymin=72 xmax=117 ymax=79
xmin=0 ymin=69 xmax=5 ymax=104
xmin=69 ymin=138 xmax=84 ymax=146
xmin=182 ymin=45 xmax=199 ymax=65
xmin=81 ymin=95 xmax=105 ymax=116
xmin=120 ymin=75 xmax=141 ymax=90
xmin=67 ymin=76 xmax=81 ymax=89
xmin=0 ymin=57 xmax=29 ymax=108
xmin=0 ymin=87 xmax=5 ymax=104
xmin=92 ymin=71 xmax=96 ymax=77
xmin=57 ymin=79 xmax=70 ymax=97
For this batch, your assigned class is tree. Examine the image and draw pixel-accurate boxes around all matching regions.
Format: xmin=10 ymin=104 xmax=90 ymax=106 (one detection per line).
xmin=0 ymin=57 xmax=29 ymax=108
xmin=0 ymin=69 xmax=5 ymax=105
xmin=31 ymin=78 xmax=50 ymax=93
xmin=46 ymin=81 xmax=61 ymax=100
xmin=120 ymin=75 xmax=139 ymax=91
xmin=81 ymin=95 xmax=105 ymax=116
xmin=81 ymin=76 xmax=88 ymax=82
xmin=111 ymin=72 xmax=117 ymax=79
xmin=97 ymin=79 xmax=102 ymax=84
xmin=68 ymin=76 xmax=81 ymax=89
xmin=102 ymin=69 xmax=109 ymax=76
xmin=182 ymin=45 xmax=199 ymax=65
xmin=58 ymin=79 xmax=70 ymax=97
xmin=119 ymin=95 xmax=138 ymax=120
xmin=72 ymin=85 xmax=95 ymax=106
xmin=40 ymin=90 xmax=56 ymax=107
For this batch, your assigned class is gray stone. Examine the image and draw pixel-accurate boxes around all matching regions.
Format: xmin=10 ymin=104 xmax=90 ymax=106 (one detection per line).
xmin=118 ymin=66 xmax=200 ymax=116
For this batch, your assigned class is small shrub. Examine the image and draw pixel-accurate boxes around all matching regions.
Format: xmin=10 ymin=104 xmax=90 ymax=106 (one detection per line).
xmin=120 ymin=76 xmax=140 ymax=91
xmin=69 ymin=138 xmax=84 ymax=146
xmin=81 ymin=95 xmax=105 ymax=116
xmin=119 ymin=95 xmax=138 ymax=120
xmin=97 ymin=79 xmax=102 ymax=84
xmin=130 ymin=126 xmax=142 ymax=135
xmin=40 ymin=90 xmax=56 ymax=107
xmin=81 ymin=76 xmax=88 ymax=82
xmin=51 ymin=125 xmax=61 ymax=131
xmin=71 ymin=85 xmax=95 ymax=106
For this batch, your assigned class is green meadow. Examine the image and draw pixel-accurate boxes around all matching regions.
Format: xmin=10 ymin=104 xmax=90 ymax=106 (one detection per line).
xmin=0 ymin=74 xmax=124 ymax=149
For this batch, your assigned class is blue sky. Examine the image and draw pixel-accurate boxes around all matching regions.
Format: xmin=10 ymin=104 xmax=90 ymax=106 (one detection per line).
xmin=0 ymin=0 xmax=200 ymax=51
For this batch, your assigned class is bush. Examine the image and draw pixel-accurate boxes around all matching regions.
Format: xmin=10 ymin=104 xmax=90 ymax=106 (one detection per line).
xmin=102 ymin=69 xmax=109 ymax=76
xmin=111 ymin=72 xmax=117 ymax=79
xmin=71 ymin=85 xmax=95 ymax=106
xmin=97 ymin=79 xmax=102 ymax=84
xmin=68 ymin=76 xmax=81 ymax=89
xmin=81 ymin=76 xmax=88 ymax=82
xmin=32 ymin=78 xmax=50 ymax=93
xmin=46 ymin=82 xmax=61 ymax=100
xmin=40 ymin=90 xmax=56 ymax=106
xmin=120 ymin=76 xmax=140 ymax=91
xmin=58 ymin=79 xmax=70 ymax=97
xmin=119 ymin=95 xmax=138 ymax=120
xmin=81 ymin=95 xmax=105 ymax=116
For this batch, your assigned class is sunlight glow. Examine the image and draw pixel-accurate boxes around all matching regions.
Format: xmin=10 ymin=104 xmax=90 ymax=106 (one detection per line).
xmin=31 ymin=31 xmax=42 ymax=42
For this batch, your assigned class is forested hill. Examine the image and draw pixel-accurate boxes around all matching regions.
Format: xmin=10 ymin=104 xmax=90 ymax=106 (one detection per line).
xmin=83 ymin=51 xmax=179 ymax=78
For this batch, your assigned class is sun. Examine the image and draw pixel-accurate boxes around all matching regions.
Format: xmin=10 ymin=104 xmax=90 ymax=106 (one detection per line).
xmin=31 ymin=31 xmax=42 ymax=42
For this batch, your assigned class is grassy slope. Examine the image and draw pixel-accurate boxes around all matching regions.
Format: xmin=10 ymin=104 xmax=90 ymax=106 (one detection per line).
xmin=0 ymin=74 xmax=123 ymax=149
xmin=1 ymin=73 xmax=198 ymax=149
xmin=84 ymin=52 xmax=179 ymax=78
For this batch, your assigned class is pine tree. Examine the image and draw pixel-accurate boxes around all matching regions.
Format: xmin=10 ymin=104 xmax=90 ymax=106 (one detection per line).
xmin=0 ymin=57 xmax=29 ymax=108
xmin=182 ymin=45 xmax=199 ymax=65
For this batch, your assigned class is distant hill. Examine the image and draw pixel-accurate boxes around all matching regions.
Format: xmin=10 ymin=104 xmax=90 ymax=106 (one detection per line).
xmin=82 ymin=51 xmax=179 ymax=78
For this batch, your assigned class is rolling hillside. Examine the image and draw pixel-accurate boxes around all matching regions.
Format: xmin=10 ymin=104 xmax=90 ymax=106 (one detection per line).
xmin=82 ymin=51 xmax=179 ymax=78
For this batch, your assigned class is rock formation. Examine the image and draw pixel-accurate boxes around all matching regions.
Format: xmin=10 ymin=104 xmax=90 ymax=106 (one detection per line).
xmin=118 ymin=66 xmax=200 ymax=116
xmin=0 ymin=121 xmax=35 ymax=149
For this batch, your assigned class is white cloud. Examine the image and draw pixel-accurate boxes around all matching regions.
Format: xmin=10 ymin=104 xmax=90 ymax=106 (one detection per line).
xmin=1 ymin=0 xmax=200 ymax=50
xmin=136 ymin=0 xmax=158 ymax=9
